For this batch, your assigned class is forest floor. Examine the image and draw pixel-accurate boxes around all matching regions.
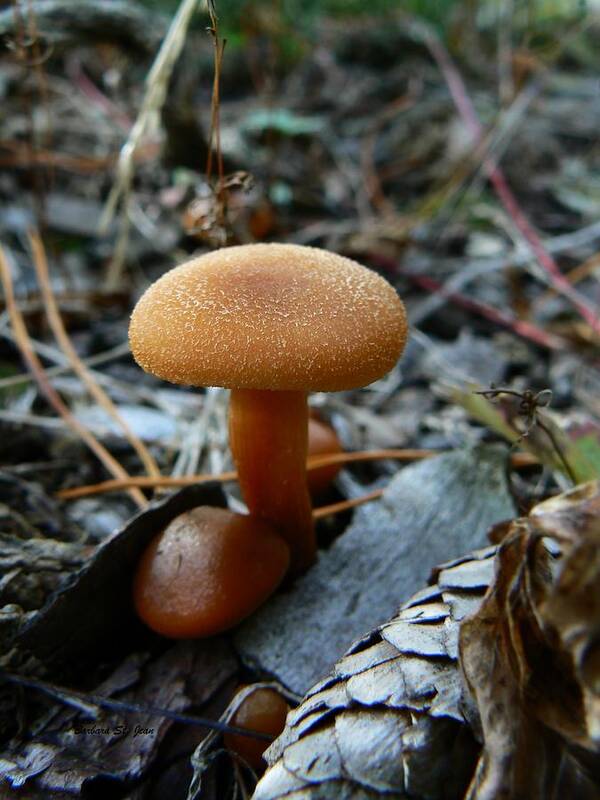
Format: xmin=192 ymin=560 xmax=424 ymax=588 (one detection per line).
xmin=0 ymin=3 xmax=599 ymax=798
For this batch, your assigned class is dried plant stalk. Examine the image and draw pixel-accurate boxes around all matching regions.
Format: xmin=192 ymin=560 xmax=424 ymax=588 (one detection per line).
xmin=29 ymin=231 xmax=161 ymax=480
xmin=100 ymin=0 xmax=201 ymax=286
xmin=55 ymin=450 xmax=538 ymax=501
xmin=0 ymin=246 xmax=146 ymax=509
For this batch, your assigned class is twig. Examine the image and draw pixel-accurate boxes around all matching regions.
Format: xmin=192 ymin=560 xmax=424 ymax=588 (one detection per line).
xmin=57 ymin=470 xmax=236 ymax=500
xmin=56 ymin=448 xmax=539 ymax=500
xmin=0 ymin=671 xmax=273 ymax=741
xmin=0 ymin=246 xmax=146 ymax=508
xmin=400 ymin=269 xmax=566 ymax=351
xmin=410 ymin=18 xmax=600 ymax=337
xmin=204 ymin=0 xmax=229 ymax=243
xmin=205 ymin=0 xmax=225 ymax=185
xmin=29 ymin=231 xmax=161 ymax=480
xmin=313 ymin=489 xmax=384 ymax=520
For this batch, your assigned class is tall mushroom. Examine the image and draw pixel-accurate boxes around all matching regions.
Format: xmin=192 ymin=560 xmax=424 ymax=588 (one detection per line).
xmin=129 ymin=244 xmax=407 ymax=574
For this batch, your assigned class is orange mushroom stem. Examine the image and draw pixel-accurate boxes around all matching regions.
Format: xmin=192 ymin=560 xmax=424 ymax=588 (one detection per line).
xmin=229 ymin=388 xmax=314 ymax=574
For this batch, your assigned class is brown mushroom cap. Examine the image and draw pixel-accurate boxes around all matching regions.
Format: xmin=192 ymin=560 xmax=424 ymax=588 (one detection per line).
xmin=129 ymin=243 xmax=407 ymax=392
xmin=133 ymin=506 xmax=290 ymax=638
xmin=224 ymin=686 xmax=290 ymax=769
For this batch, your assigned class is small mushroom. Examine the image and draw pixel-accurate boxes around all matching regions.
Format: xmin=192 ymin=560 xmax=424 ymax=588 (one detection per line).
xmin=133 ymin=507 xmax=289 ymax=638
xmin=307 ymin=415 xmax=344 ymax=497
xmin=130 ymin=243 xmax=407 ymax=574
xmin=224 ymin=685 xmax=290 ymax=770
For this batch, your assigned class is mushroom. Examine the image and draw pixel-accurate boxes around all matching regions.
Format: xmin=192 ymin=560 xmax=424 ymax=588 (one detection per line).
xmin=129 ymin=243 xmax=407 ymax=574
xmin=133 ymin=507 xmax=289 ymax=638
xmin=224 ymin=685 xmax=290 ymax=770
xmin=307 ymin=414 xmax=344 ymax=497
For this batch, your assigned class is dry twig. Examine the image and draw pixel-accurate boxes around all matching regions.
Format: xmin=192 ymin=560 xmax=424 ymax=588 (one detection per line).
xmin=100 ymin=0 xmax=201 ymax=286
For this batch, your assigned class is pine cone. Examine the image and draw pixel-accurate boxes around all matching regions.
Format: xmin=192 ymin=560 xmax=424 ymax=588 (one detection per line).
xmin=253 ymin=482 xmax=600 ymax=799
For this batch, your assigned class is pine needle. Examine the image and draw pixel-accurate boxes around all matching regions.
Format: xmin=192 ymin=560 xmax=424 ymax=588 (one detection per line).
xmin=55 ymin=449 xmax=539 ymax=501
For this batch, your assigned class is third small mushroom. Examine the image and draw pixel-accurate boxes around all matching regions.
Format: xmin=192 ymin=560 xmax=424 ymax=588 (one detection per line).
xmin=129 ymin=243 xmax=407 ymax=635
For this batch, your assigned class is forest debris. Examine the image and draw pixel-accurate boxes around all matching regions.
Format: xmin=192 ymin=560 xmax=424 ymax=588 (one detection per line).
xmin=450 ymin=382 xmax=600 ymax=483
xmin=0 ymin=533 xmax=90 ymax=615
xmin=100 ymin=0 xmax=201 ymax=255
xmin=0 ymin=639 xmax=237 ymax=794
xmin=0 ymin=245 xmax=147 ymax=508
xmin=187 ymin=681 xmax=295 ymax=800
xmin=253 ymin=481 xmax=600 ymax=800
xmin=421 ymin=329 xmax=507 ymax=387
xmin=0 ymin=0 xmax=167 ymax=52
xmin=30 ymin=231 xmax=161 ymax=479
xmin=234 ymin=445 xmax=514 ymax=695
xmin=74 ymin=403 xmax=179 ymax=445
xmin=0 ymin=470 xmax=80 ymax=541
xmin=409 ymin=17 xmax=600 ymax=340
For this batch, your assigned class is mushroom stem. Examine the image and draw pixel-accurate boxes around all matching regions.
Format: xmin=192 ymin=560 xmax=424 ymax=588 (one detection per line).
xmin=229 ymin=388 xmax=315 ymax=574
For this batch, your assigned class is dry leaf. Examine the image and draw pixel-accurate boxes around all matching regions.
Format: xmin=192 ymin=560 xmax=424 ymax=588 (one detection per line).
xmin=461 ymin=481 xmax=600 ymax=799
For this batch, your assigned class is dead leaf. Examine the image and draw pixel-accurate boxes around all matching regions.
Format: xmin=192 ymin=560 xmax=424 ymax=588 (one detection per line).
xmin=461 ymin=481 xmax=600 ymax=799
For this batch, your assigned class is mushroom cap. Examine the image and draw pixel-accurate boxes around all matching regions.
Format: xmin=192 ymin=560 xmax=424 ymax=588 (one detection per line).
xmin=133 ymin=507 xmax=290 ymax=638
xmin=224 ymin=686 xmax=290 ymax=769
xmin=129 ymin=243 xmax=407 ymax=392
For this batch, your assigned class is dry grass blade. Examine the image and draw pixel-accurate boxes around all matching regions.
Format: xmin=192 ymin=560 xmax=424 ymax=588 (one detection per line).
xmin=0 ymin=340 xmax=131 ymax=390
xmin=205 ymin=0 xmax=225 ymax=185
xmin=29 ymin=230 xmax=161 ymax=480
xmin=55 ymin=450 xmax=438 ymax=500
xmin=57 ymin=469 xmax=237 ymax=500
xmin=312 ymin=488 xmax=384 ymax=520
xmin=0 ymin=245 xmax=146 ymax=509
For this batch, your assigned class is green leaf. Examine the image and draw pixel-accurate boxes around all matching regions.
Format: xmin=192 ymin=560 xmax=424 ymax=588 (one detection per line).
xmin=242 ymin=109 xmax=324 ymax=137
